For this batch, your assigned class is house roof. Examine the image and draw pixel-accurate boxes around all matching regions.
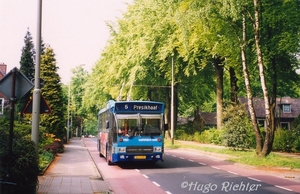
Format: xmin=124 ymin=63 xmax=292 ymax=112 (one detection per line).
xmin=200 ymin=112 xmax=217 ymax=125
xmin=239 ymin=97 xmax=300 ymax=119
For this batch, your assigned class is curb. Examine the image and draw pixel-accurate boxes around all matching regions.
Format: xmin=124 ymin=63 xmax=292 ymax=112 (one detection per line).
xmin=81 ymin=138 xmax=114 ymax=194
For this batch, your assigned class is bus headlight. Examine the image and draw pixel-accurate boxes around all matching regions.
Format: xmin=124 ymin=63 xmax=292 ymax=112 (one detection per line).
xmin=118 ymin=147 xmax=126 ymax=153
xmin=153 ymin=146 xmax=162 ymax=152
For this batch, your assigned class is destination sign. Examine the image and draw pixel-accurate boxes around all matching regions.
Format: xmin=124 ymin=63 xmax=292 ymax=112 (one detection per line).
xmin=133 ymin=105 xmax=158 ymax=110
xmin=115 ymin=102 xmax=164 ymax=112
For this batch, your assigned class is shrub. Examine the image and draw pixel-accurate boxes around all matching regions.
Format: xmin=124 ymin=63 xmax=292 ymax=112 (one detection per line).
xmin=175 ymin=129 xmax=193 ymax=141
xmin=193 ymin=129 xmax=223 ymax=145
xmin=39 ymin=150 xmax=54 ymax=173
xmin=221 ymin=104 xmax=253 ymax=150
xmin=44 ymin=139 xmax=64 ymax=155
xmin=0 ymin=118 xmax=39 ymax=194
xmin=273 ymin=128 xmax=297 ymax=152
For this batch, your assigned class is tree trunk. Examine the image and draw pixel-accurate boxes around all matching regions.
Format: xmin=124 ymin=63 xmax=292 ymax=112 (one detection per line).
xmin=229 ymin=67 xmax=239 ymax=104
xmin=174 ymin=84 xmax=179 ymax=130
xmin=147 ymin=88 xmax=152 ymax=101
xmin=164 ymin=87 xmax=171 ymax=139
xmin=253 ymin=0 xmax=273 ymax=156
xmin=241 ymin=13 xmax=263 ymax=154
xmin=213 ymin=57 xmax=223 ymax=130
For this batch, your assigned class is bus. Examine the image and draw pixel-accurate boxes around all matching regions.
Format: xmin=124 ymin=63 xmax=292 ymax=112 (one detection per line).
xmin=97 ymin=100 xmax=165 ymax=165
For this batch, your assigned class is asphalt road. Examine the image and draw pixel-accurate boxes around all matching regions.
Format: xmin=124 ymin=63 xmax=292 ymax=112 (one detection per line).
xmin=85 ymin=138 xmax=300 ymax=194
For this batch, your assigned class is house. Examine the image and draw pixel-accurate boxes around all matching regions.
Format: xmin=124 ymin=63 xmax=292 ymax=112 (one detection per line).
xmin=183 ymin=96 xmax=300 ymax=130
xmin=178 ymin=112 xmax=217 ymax=130
xmin=239 ymin=97 xmax=300 ymax=130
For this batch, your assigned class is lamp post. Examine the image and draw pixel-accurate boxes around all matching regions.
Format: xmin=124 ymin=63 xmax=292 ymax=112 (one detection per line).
xmin=171 ymin=57 xmax=174 ymax=145
xmin=67 ymin=82 xmax=70 ymax=142
xmin=31 ymin=0 xmax=42 ymax=150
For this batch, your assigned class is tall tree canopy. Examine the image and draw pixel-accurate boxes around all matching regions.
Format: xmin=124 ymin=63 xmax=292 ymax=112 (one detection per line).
xmin=82 ymin=0 xmax=300 ymax=156
xmin=40 ymin=46 xmax=65 ymax=139
xmin=17 ymin=30 xmax=36 ymax=115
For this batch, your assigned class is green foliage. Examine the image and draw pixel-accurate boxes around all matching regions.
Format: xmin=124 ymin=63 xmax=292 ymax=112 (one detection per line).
xmin=222 ymin=104 xmax=253 ymax=150
xmin=273 ymin=128 xmax=299 ymax=152
xmin=175 ymin=126 xmax=223 ymax=145
xmin=38 ymin=150 xmax=54 ymax=172
xmin=175 ymin=129 xmax=193 ymax=141
xmin=193 ymin=129 xmax=223 ymax=145
xmin=19 ymin=30 xmax=35 ymax=83
xmin=40 ymin=47 xmax=66 ymax=139
xmin=38 ymin=127 xmax=63 ymax=173
xmin=0 ymin=118 xmax=39 ymax=194
xmin=17 ymin=30 xmax=36 ymax=116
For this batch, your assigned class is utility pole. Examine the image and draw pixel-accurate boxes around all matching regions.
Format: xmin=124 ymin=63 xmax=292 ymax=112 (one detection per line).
xmin=67 ymin=82 xmax=70 ymax=142
xmin=171 ymin=57 xmax=174 ymax=145
xmin=32 ymin=0 xmax=42 ymax=150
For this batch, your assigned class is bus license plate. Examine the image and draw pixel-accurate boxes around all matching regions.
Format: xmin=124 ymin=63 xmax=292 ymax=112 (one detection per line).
xmin=135 ymin=156 xmax=146 ymax=159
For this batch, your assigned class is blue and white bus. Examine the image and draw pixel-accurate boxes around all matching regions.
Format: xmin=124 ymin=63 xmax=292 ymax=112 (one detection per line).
xmin=97 ymin=100 xmax=165 ymax=165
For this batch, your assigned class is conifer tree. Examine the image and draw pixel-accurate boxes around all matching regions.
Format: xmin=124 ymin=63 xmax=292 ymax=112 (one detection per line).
xmin=17 ymin=30 xmax=36 ymax=117
xmin=40 ymin=46 xmax=65 ymax=139
xmin=20 ymin=30 xmax=35 ymax=81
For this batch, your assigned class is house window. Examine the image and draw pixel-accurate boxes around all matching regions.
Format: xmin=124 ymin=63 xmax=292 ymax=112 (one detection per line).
xmin=282 ymin=104 xmax=291 ymax=113
xmin=257 ymin=119 xmax=265 ymax=128
xmin=280 ymin=122 xmax=290 ymax=130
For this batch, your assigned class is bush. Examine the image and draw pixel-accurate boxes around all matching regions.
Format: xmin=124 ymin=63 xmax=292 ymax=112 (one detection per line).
xmin=221 ymin=104 xmax=253 ymax=150
xmin=39 ymin=150 xmax=54 ymax=173
xmin=175 ymin=129 xmax=193 ymax=141
xmin=273 ymin=128 xmax=298 ymax=152
xmin=193 ymin=128 xmax=223 ymax=145
xmin=0 ymin=118 xmax=39 ymax=194
xmin=44 ymin=139 xmax=64 ymax=155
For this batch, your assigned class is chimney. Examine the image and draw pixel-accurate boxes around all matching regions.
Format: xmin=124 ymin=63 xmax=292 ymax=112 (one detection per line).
xmin=0 ymin=63 xmax=7 ymax=78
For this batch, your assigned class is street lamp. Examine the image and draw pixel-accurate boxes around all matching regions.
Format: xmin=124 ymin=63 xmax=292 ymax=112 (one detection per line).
xmin=67 ymin=82 xmax=70 ymax=142
xmin=171 ymin=57 xmax=174 ymax=145
xmin=31 ymin=0 xmax=42 ymax=150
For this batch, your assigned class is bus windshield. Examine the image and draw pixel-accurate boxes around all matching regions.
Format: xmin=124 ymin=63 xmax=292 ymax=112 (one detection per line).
xmin=116 ymin=114 xmax=162 ymax=137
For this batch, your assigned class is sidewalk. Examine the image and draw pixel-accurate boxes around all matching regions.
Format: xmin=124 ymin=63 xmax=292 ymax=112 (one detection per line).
xmin=37 ymin=138 xmax=110 ymax=194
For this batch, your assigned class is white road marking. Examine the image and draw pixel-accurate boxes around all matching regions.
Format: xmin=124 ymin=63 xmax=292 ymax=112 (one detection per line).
xmin=227 ymin=171 xmax=238 ymax=175
xmin=143 ymin=174 xmax=149 ymax=178
xmin=247 ymin=177 xmax=261 ymax=182
xmin=275 ymin=185 xmax=293 ymax=192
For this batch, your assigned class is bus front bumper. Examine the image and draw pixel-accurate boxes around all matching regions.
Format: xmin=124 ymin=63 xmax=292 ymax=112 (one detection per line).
xmin=111 ymin=153 xmax=163 ymax=163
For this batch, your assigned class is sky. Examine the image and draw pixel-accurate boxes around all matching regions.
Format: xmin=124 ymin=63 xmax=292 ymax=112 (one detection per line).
xmin=0 ymin=0 xmax=133 ymax=84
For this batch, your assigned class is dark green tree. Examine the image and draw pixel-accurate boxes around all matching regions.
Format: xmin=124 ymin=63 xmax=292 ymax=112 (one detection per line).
xmin=39 ymin=46 xmax=65 ymax=140
xmin=19 ymin=30 xmax=35 ymax=82
xmin=17 ymin=30 xmax=35 ymax=117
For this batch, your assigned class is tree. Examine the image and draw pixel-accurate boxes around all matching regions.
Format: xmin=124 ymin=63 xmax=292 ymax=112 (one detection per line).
xmin=39 ymin=46 xmax=65 ymax=140
xmin=17 ymin=30 xmax=36 ymax=117
xmin=70 ymin=65 xmax=88 ymax=136
xmin=252 ymin=0 xmax=300 ymax=156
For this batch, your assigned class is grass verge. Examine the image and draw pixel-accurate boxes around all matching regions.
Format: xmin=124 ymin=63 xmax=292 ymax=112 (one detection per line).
xmin=164 ymin=139 xmax=300 ymax=170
